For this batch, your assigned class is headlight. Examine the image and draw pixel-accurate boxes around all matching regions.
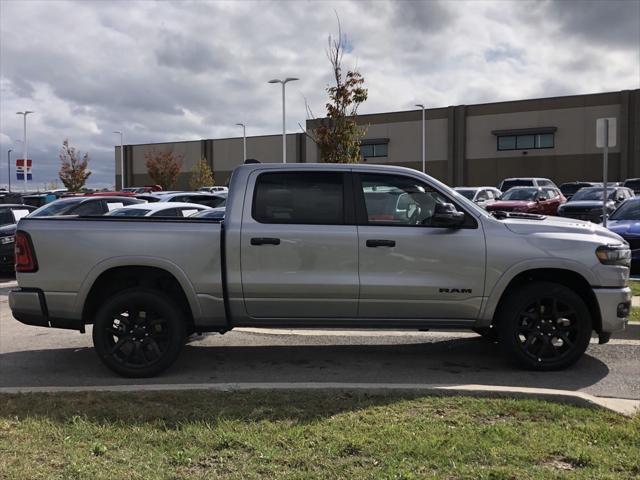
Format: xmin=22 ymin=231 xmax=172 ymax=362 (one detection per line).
xmin=596 ymin=244 xmax=631 ymax=266
xmin=0 ymin=236 xmax=15 ymax=245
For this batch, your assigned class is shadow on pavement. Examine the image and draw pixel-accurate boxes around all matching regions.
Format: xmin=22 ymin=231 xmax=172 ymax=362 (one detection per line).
xmin=0 ymin=337 xmax=610 ymax=392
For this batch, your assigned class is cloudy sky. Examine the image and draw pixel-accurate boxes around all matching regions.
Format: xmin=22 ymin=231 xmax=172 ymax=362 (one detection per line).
xmin=1 ymin=0 xmax=639 ymax=188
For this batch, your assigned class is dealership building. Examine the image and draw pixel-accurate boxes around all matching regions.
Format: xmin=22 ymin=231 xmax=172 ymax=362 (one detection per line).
xmin=115 ymin=89 xmax=639 ymax=189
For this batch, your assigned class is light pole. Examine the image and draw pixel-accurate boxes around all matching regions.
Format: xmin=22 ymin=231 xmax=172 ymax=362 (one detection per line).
xmin=113 ymin=131 xmax=124 ymax=189
xmin=235 ymin=123 xmax=247 ymax=162
xmin=7 ymin=149 xmax=12 ymax=192
xmin=415 ymin=104 xmax=426 ymax=173
xmin=268 ymin=77 xmax=299 ymax=163
xmin=16 ymin=111 xmax=34 ymax=192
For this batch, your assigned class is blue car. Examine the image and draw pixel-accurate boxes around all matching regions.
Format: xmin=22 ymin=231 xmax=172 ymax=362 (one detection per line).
xmin=607 ymin=198 xmax=640 ymax=273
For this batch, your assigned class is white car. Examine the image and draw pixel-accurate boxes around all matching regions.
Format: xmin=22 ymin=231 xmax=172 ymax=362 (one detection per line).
xmin=454 ymin=187 xmax=502 ymax=208
xmin=198 ymin=186 xmax=228 ymax=193
xmin=106 ymin=202 xmax=211 ymax=218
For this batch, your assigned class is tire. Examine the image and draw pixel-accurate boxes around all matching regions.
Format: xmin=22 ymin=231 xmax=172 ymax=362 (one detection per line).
xmin=92 ymin=288 xmax=186 ymax=378
xmin=497 ymin=282 xmax=592 ymax=371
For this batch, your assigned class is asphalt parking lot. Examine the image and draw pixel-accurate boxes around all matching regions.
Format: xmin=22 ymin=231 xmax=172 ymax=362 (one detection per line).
xmin=1 ymin=277 xmax=638 ymax=400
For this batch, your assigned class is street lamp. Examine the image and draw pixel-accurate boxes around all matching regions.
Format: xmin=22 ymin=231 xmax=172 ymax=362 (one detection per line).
xmin=6 ymin=149 xmax=12 ymax=192
xmin=16 ymin=111 xmax=34 ymax=192
xmin=415 ymin=104 xmax=426 ymax=173
xmin=235 ymin=123 xmax=247 ymax=162
xmin=113 ymin=131 xmax=124 ymax=189
xmin=268 ymin=77 xmax=299 ymax=163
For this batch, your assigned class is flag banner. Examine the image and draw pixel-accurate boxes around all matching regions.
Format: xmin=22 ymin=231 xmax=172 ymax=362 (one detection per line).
xmin=16 ymin=159 xmax=33 ymax=180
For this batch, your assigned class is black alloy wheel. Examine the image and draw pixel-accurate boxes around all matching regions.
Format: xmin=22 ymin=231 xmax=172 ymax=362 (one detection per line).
xmin=92 ymin=288 xmax=186 ymax=377
xmin=498 ymin=282 xmax=592 ymax=370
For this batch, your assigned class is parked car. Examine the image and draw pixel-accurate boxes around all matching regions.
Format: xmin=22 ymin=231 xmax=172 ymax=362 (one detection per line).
xmin=605 ymin=197 xmax=640 ymax=273
xmin=152 ymin=192 xmax=227 ymax=208
xmin=10 ymin=163 xmax=631 ymax=377
xmin=122 ymin=186 xmax=163 ymax=194
xmin=559 ymin=181 xmax=602 ymax=201
xmin=454 ymin=187 xmax=501 ymax=209
xmin=198 ymin=186 xmax=229 ymax=193
xmin=557 ymin=186 xmax=634 ymax=223
xmin=497 ymin=177 xmax=557 ymax=192
xmin=29 ymin=196 xmax=144 ymax=217
xmin=106 ymin=202 xmax=211 ymax=218
xmin=21 ymin=193 xmax=60 ymax=207
xmin=485 ymin=187 xmax=566 ymax=215
xmin=0 ymin=204 xmax=37 ymax=271
xmin=189 ymin=207 xmax=225 ymax=220
xmin=623 ymin=178 xmax=640 ymax=195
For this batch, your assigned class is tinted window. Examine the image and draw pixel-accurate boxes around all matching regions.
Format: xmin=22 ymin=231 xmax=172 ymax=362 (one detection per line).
xmin=456 ymin=189 xmax=476 ymax=200
xmin=500 ymin=179 xmax=534 ymax=191
xmin=516 ymin=135 xmax=535 ymax=149
xmin=109 ymin=209 xmax=150 ymax=217
xmin=623 ymin=179 xmax=640 ymax=192
xmin=571 ymin=188 xmax=615 ymax=201
xmin=610 ymin=199 xmax=640 ymax=220
xmin=253 ymin=172 xmax=344 ymax=225
xmin=0 ymin=209 xmax=13 ymax=226
xmin=72 ymin=201 xmax=105 ymax=215
xmin=359 ymin=173 xmax=463 ymax=227
xmin=30 ymin=199 xmax=83 ymax=217
xmin=151 ymin=208 xmax=180 ymax=217
xmin=498 ymin=136 xmax=516 ymax=150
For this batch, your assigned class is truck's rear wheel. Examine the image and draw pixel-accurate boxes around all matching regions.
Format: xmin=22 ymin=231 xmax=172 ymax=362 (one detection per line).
xmin=92 ymin=288 xmax=186 ymax=377
xmin=497 ymin=282 xmax=592 ymax=370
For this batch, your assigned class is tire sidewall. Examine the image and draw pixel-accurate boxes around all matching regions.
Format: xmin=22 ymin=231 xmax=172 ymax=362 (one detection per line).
xmin=498 ymin=282 xmax=592 ymax=371
xmin=92 ymin=288 xmax=186 ymax=377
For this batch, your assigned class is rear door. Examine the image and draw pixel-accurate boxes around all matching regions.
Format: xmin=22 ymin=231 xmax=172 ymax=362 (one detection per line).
xmin=355 ymin=172 xmax=486 ymax=320
xmin=240 ymin=170 xmax=359 ymax=319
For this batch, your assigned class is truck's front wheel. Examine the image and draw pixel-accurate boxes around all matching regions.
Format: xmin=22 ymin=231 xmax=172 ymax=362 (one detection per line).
xmin=92 ymin=288 xmax=186 ymax=377
xmin=497 ymin=282 xmax=592 ymax=370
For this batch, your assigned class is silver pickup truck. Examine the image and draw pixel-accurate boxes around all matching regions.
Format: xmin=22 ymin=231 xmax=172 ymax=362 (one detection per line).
xmin=10 ymin=164 xmax=631 ymax=377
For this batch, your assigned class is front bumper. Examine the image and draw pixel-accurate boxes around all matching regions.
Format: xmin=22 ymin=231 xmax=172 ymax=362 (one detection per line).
xmin=9 ymin=288 xmax=84 ymax=331
xmin=593 ymin=287 xmax=631 ymax=335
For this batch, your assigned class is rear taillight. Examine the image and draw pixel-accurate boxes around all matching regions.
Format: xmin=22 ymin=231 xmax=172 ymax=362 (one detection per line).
xmin=15 ymin=231 xmax=38 ymax=272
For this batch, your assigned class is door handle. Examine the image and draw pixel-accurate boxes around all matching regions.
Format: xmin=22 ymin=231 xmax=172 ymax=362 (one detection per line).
xmin=366 ymin=239 xmax=396 ymax=248
xmin=250 ymin=237 xmax=281 ymax=246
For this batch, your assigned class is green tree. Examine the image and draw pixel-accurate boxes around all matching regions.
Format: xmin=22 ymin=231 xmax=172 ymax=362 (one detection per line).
xmin=189 ymin=159 xmax=215 ymax=190
xmin=145 ymin=148 xmax=183 ymax=190
xmin=58 ymin=139 xmax=91 ymax=192
xmin=310 ymin=18 xmax=368 ymax=163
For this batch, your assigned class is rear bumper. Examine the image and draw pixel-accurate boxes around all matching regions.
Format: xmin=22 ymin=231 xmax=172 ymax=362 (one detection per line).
xmin=9 ymin=288 xmax=84 ymax=331
xmin=593 ymin=287 xmax=631 ymax=334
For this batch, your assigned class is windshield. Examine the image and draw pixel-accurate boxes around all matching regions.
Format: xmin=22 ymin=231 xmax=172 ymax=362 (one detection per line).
xmin=30 ymin=199 xmax=83 ymax=217
xmin=560 ymin=183 xmax=591 ymax=196
xmin=455 ymin=189 xmax=476 ymax=200
xmin=500 ymin=179 xmax=534 ymax=191
xmin=501 ymin=188 xmax=538 ymax=201
xmin=624 ymin=180 xmax=640 ymax=192
xmin=610 ymin=200 xmax=640 ymax=220
xmin=571 ymin=188 xmax=614 ymax=201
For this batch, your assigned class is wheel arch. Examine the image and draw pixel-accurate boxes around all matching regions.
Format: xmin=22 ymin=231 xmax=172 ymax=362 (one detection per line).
xmin=79 ymin=260 xmax=199 ymax=329
xmin=482 ymin=267 xmax=601 ymax=333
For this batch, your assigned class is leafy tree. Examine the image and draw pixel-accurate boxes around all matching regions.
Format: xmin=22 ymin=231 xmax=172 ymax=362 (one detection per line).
xmin=309 ymin=18 xmax=368 ymax=163
xmin=145 ymin=148 xmax=183 ymax=190
xmin=189 ymin=159 xmax=215 ymax=190
xmin=58 ymin=139 xmax=91 ymax=192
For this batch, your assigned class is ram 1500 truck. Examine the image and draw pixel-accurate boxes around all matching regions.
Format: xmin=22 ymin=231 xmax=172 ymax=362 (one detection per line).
xmin=10 ymin=164 xmax=631 ymax=377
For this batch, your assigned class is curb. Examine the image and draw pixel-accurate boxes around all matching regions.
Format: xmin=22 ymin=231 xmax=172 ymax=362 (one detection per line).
xmin=0 ymin=382 xmax=637 ymax=416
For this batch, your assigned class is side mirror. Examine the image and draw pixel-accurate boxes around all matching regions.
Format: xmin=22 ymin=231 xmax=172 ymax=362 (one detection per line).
xmin=617 ymin=196 xmax=625 ymax=202
xmin=429 ymin=203 xmax=465 ymax=228
xmin=537 ymin=196 xmax=547 ymax=202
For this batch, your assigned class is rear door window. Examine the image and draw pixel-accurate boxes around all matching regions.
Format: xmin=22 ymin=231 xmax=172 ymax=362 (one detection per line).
xmin=253 ymin=172 xmax=345 ymax=225
xmin=73 ymin=201 xmax=105 ymax=215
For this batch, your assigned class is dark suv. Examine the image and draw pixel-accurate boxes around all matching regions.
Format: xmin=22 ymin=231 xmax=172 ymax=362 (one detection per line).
xmin=623 ymin=178 xmax=640 ymax=195
xmin=557 ymin=186 xmax=634 ymax=223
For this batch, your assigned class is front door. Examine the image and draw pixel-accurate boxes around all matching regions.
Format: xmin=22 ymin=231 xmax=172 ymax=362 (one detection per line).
xmin=355 ymin=172 xmax=486 ymax=320
xmin=240 ymin=170 xmax=359 ymax=319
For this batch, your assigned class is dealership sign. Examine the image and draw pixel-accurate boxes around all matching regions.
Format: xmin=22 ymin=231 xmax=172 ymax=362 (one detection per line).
xmin=16 ymin=159 xmax=33 ymax=181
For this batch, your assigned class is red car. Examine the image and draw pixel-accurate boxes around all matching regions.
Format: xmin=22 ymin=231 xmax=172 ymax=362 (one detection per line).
xmin=486 ymin=187 xmax=566 ymax=215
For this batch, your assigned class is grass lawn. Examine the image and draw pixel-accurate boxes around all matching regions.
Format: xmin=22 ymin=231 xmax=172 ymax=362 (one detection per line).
xmin=0 ymin=391 xmax=638 ymax=479
xmin=630 ymin=307 xmax=640 ymax=323
xmin=629 ymin=280 xmax=640 ymax=298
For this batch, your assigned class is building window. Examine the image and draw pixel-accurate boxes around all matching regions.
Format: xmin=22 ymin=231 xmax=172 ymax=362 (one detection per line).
xmin=497 ymin=133 xmax=554 ymax=151
xmin=361 ymin=142 xmax=388 ymax=158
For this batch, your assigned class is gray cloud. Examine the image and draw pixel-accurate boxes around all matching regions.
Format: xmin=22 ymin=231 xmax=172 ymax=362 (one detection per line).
xmin=0 ymin=0 xmax=638 ymax=188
